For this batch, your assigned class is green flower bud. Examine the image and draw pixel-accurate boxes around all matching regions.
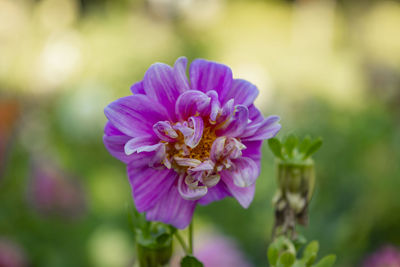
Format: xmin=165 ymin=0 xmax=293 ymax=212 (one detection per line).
xmin=136 ymin=242 xmax=172 ymax=267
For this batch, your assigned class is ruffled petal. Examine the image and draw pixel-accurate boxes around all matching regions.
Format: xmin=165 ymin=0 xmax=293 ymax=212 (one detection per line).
xmin=216 ymin=105 xmax=249 ymax=137
xmin=143 ymin=63 xmax=181 ymax=120
xmin=146 ymin=184 xmax=196 ymax=229
xmin=221 ymin=171 xmax=255 ymax=208
xmin=241 ymin=115 xmax=281 ymax=141
xmin=206 ymin=90 xmax=221 ymax=123
xmin=175 ymin=90 xmax=211 ymax=120
xmin=229 ymin=157 xmax=259 ymax=187
xmin=128 ymin=166 xmax=176 ymax=212
xmin=178 ymin=174 xmax=208 ymax=201
xmin=124 ymin=136 xmax=158 ymax=155
xmin=198 ymin=181 xmax=231 ymax=206
xmin=222 ymin=79 xmax=259 ymax=107
xmin=173 ymin=57 xmax=190 ymax=92
xmin=210 ymin=136 xmax=226 ymax=162
xmin=153 ymin=121 xmax=178 ymax=142
xmin=185 ymin=116 xmax=204 ymax=148
xmin=189 ymin=59 xmax=233 ymax=99
xmin=104 ymin=95 xmax=168 ymax=137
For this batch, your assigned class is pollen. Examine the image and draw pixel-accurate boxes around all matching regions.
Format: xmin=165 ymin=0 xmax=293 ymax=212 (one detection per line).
xmin=167 ymin=125 xmax=217 ymax=165
xmin=188 ymin=127 xmax=216 ymax=161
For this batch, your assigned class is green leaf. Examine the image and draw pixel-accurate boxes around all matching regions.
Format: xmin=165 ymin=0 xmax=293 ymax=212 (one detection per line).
xmin=303 ymin=241 xmax=319 ymax=260
xmin=284 ymin=134 xmax=298 ymax=158
xmin=268 ymin=138 xmax=284 ymax=159
xmin=299 ymin=136 xmax=311 ymax=154
xmin=293 ymin=234 xmax=307 ymax=251
xmin=313 ymin=255 xmax=336 ymax=267
xmin=277 ymin=252 xmax=296 ymax=267
xmin=268 ymin=245 xmax=279 ymax=265
xmin=303 ymin=138 xmax=323 ymax=159
xmin=180 ymin=255 xmax=204 ymax=267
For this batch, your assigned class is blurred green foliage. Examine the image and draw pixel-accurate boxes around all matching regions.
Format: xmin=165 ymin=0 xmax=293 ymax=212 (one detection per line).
xmin=1 ymin=0 xmax=400 ymax=266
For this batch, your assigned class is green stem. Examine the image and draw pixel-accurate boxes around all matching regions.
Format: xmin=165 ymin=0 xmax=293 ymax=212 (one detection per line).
xmin=189 ymin=220 xmax=193 ymax=254
xmin=174 ymin=231 xmax=190 ymax=255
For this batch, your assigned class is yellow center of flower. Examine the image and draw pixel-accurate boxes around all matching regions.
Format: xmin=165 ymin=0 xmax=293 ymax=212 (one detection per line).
xmin=167 ymin=126 xmax=217 ymax=163
xmin=188 ymin=126 xmax=216 ymax=161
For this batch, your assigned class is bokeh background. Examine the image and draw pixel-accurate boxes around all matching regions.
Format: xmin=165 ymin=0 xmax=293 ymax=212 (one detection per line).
xmin=1 ymin=0 xmax=400 ymax=266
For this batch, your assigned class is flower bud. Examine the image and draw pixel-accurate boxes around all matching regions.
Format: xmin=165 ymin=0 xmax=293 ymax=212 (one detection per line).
xmin=136 ymin=242 xmax=172 ymax=267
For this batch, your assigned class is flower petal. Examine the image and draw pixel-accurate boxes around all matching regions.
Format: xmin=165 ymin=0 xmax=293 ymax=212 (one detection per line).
xmin=124 ymin=136 xmax=158 ymax=155
xmin=178 ymin=174 xmax=208 ymax=201
xmin=216 ymin=105 xmax=249 ymax=137
xmin=173 ymin=57 xmax=190 ymax=92
xmin=206 ymin=90 xmax=221 ymax=123
xmin=128 ymin=166 xmax=176 ymax=212
xmin=153 ymin=121 xmax=178 ymax=142
xmin=222 ymin=79 xmax=259 ymax=107
xmin=143 ymin=63 xmax=181 ymax=120
xmin=190 ymin=59 xmax=233 ymax=99
xmin=130 ymin=81 xmax=145 ymax=94
xmin=242 ymin=140 xmax=262 ymax=167
xmin=210 ymin=136 xmax=226 ymax=162
xmin=230 ymin=157 xmax=259 ymax=187
xmin=146 ymin=184 xmax=196 ymax=229
xmin=103 ymin=122 xmax=132 ymax=163
xmin=198 ymin=181 xmax=231 ymax=206
xmin=185 ymin=116 xmax=204 ymax=148
xmin=241 ymin=115 xmax=281 ymax=141
xmin=175 ymin=90 xmax=210 ymax=120
xmin=104 ymin=95 xmax=168 ymax=137
xmin=221 ymin=171 xmax=255 ymax=208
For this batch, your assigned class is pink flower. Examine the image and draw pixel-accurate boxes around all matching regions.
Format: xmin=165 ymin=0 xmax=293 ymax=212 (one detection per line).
xmin=28 ymin=159 xmax=86 ymax=218
xmin=363 ymin=246 xmax=400 ymax=267
xmin=0 ymin=238 xmax=27 ymax=267
xmin=103 ymin=57 xmax=280 ymax=228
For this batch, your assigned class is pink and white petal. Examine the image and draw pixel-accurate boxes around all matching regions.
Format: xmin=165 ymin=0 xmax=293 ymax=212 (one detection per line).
xmin=149 ymin=144 xmax=167 ymax=168
xmin=153 ymin=121 xmax=178 ymax=142
xmin=173 ymin=57 xmax=190 ymax=92
xmin=198 ymin=182 xmax=231 ymax=206
xmin=130 ymin=81 xmax=145 ymax=95
xmin=189 ymin=59 xmax=233 ymax=99
xmin=241 ymin=115 xmax=281 ymax=141
xmin=143 ymin=63 xmax=181 ymax=120
xmin=206 ymin=90 xmax=221 ymax=123
xmin=216 ymin=105 xmax=249 ymax=137
xmin=230 ymin=157 xmax=260 ymax=187
xmin=104 ymin=95 xmax=168 ymax=138
xmin=175 ymin=90 xmax=211 ymax=120
xmin=128 ymin=166 xmax=176 ymax=212
xmin=185 ymin=116 xmax=204 ymax=148
xmin=210 ymin=136 xmax=226 ymax=162
xmin=124 ymin=136 xmax=159 ymax=155
xmin=221 ymin=171 xmax=256 ymax=209
xmin=221 ymin=79 xmax=259 ymax=107
xmin=146 ymin=184 xmax=197 ymax=229
xmin=178 ymin=175 xmax=208 ymax=201
xmin=216 ymin=99 xmax=234 ymax=125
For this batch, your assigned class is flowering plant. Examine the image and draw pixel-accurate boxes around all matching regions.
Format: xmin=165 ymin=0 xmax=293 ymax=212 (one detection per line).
xmin=103 ymin=57 xmax=280 ymax=229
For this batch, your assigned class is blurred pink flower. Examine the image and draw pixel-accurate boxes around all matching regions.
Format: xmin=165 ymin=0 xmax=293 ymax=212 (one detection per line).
xmin=28 ymin=159 xmax=86 ymax=219
xmin=363 ymin=245 xmax=400 ymax=267
xmin=0 ymin=238 xmax=26 ymax=267
xmin=172 ymin=231 xmax=252 ymax=267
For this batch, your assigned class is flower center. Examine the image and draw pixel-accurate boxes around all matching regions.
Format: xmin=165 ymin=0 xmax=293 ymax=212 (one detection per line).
xmin=166 ymin=124 xmax=217 ymax=171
